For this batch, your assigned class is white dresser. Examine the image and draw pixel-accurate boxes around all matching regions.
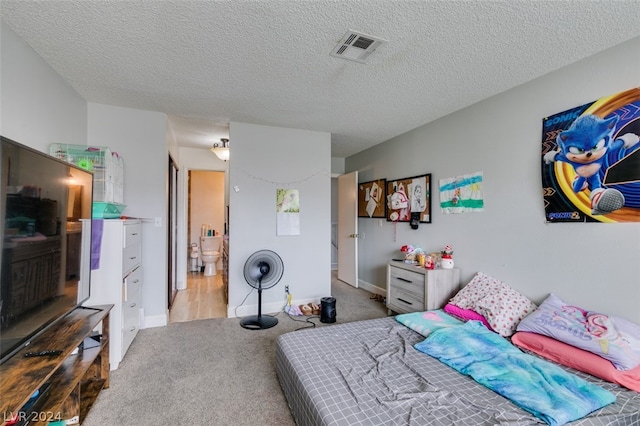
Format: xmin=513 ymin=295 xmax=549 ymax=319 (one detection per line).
xmin=386 ymin=261 xmax=460 ymax=315
xmin=86 ymin=219 xmax=142 ymax=370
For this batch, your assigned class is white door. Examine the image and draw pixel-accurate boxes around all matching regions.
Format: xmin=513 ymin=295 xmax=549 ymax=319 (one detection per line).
xmin=337 ymin=171 xmax=358 ymax=287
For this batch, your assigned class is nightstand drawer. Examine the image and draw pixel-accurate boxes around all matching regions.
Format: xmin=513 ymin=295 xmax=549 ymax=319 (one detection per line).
xmin=388 ymin=287 xmax=424 ymax=313
xmin=388 ymin=266 xmax=425 ymax=296
xmin=386 ymin=262 xmax=460 ymax=316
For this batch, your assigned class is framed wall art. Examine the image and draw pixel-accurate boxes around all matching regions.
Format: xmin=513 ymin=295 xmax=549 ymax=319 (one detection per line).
xmin=358 ymin=179 xmax=386 ymax=218
xmin=541 ymin=86 xmax=640 ymax=223
xmin=386 ymin=174 xmax=431 ymax=223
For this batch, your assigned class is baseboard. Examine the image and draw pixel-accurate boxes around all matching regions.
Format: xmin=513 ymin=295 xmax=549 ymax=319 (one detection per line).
xmin=357 ymin=279 xmax=386 ymax=297
xmin=228 ymin=298 xmax=320 ymax=319
xmin=142 ymin=313 xmax=167 ymax=329
xmin=228 ymin=300 xmax=287 ymax=319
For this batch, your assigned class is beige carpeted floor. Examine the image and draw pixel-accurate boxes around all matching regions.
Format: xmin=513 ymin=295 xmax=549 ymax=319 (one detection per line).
xmin=82 ymin=273 xmax=388 ymax=426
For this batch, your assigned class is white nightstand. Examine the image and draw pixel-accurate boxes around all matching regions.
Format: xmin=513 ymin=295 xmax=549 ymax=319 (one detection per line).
xmin=386 ymin=261 xmax=460 ymax=315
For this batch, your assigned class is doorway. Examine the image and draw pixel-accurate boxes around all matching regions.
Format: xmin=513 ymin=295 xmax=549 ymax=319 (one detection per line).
xmin=167 ymin=155 xmax=178 ymax=308
xmin=169 ymin=170 xmax=227 ymax=323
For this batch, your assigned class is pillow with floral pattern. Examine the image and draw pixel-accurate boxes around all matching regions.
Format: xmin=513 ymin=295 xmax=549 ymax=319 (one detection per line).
xmin=449 ymin=272 xmax=536 ymax=337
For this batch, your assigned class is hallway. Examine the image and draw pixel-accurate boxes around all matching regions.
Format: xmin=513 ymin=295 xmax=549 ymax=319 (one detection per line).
xmin=169 ymin=270 xmax=346 ymax=324
xmin=169 ymin=272 xmax=227 ymax=323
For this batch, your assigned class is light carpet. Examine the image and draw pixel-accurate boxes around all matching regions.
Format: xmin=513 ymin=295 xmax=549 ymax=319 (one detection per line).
xmin=83 ymin=275 xmax=388 ymax=426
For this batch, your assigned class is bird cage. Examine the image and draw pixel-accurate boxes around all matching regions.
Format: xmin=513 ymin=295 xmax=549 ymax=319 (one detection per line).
xmin=49 ymin=143 xmax=125 ymax=217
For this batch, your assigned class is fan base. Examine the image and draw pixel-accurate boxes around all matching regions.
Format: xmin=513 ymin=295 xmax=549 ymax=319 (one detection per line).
xmin=240 ymin=315 xmax=278 ymax=330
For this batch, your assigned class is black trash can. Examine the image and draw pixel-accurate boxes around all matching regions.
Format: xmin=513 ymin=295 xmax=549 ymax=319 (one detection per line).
xmin=320 ymin=297 xmax=336 ymax=323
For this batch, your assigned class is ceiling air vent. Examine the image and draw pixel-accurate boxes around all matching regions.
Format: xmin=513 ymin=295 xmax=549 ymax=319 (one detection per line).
xmin=330 ymin=30 xmax=388 ymax=64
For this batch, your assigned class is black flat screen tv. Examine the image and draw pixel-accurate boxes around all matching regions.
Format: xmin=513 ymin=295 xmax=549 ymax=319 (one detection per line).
xmin=1 ymin=136 xmax=94 ymax=364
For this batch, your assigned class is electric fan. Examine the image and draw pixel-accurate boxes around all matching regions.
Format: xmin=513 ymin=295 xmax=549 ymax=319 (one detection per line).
xmin=240 ymin=250 xmax=284 ymax=330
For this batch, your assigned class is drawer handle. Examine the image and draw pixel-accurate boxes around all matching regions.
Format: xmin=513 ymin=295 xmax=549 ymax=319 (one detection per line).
xmin=129 ymin=326 xmax=136 ymax=332
xmin=129 ymin=256 xmax=137 ymax=260
xmin=129 ymin=303 xmax=136 ymax=308
xmin=397 ymin=277 xmax=412 ymax=283
xmin=131 ymin=233 xmax=139 ymax=236
xmin=397 ymin=298 xmax=413 ymax=305
xmin=133 ymin=279 xmax=140 ymax=284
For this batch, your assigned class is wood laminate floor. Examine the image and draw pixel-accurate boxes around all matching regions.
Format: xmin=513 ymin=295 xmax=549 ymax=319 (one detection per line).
xmin=169 ymin=271 xmax=227 ymax=323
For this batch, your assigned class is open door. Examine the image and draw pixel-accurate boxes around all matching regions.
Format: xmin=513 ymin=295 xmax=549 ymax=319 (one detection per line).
xmin=337 ymin=171 xmax=358 ymax=287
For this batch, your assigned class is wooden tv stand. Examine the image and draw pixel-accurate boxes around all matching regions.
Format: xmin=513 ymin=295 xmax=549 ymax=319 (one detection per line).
xmin=0 ymin=305 xmax=113 ymax=425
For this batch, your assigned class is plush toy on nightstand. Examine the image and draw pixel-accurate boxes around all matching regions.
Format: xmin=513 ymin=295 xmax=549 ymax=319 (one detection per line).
xmin=441 ymin=245 xmax=454 ymax=269
xmin=425 ymin=255 xmax=435 ymax=269
xmin=400 ymin=245 xmax=415 ymax=263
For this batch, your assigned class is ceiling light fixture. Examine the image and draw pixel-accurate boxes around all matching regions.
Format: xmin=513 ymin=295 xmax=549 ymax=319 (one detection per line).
xmin=211 ymin=138 xmax=230 ymax=161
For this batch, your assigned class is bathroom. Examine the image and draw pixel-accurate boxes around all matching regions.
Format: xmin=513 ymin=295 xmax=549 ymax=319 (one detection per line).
xmin=170 ymin=170 xmax=227 ymax=322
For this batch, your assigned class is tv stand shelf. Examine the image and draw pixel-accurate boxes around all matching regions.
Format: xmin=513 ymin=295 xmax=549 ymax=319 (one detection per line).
xmin=0 ymin=304 xmax=113 ymax=425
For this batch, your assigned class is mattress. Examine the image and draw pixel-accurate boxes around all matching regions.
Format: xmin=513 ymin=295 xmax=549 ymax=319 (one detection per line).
xmin=275 ymin=317 xmax=640 ymax=426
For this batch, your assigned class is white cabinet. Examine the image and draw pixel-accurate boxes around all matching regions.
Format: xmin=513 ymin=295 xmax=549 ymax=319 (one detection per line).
xmin=386 ymin=261 xmax=460 ymax=315
xmin=85 ymin=219 xmax=142 ymax=370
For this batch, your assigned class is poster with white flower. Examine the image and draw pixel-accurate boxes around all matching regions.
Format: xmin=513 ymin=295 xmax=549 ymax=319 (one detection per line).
xmin=276 ymin=189 xmax=300 ymax=236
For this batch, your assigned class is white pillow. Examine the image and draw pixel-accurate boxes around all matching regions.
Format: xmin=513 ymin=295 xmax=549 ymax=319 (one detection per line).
xmin=517 ymin=293 xmax=640 ymax=371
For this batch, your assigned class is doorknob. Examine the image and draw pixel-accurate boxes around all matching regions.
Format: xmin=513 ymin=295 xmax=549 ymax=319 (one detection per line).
xmin=349 ymin=233 xmax=360 ymax=238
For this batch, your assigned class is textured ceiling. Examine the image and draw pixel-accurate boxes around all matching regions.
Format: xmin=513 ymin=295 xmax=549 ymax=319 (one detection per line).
xmin=1 ymin=1 xmax=639 ymax=158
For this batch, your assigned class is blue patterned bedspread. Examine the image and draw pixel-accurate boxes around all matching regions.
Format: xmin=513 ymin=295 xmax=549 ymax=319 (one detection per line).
xmin=414 ymin=321 xmax=616 ymax=426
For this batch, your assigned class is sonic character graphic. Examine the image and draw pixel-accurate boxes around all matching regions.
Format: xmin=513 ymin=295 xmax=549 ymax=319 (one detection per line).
xmin=543 ymin=114 xmax=639 ymax=215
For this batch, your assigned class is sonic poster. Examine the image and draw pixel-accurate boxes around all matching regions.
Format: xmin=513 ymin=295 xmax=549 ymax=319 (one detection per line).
xmin=542 ymin=87 xmax=640 ymax=223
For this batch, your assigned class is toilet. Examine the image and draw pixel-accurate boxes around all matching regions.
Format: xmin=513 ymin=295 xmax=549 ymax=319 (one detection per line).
xmin=200 ymin=235 xmax=222 ymax=276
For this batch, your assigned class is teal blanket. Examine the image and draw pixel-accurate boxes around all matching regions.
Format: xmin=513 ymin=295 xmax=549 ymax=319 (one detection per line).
xmin=414 ymin=321 xmax=615 ymax=426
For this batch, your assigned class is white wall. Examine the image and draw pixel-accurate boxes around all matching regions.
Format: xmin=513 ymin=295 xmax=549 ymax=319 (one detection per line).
xmin=228 ymin=122 xmax=331 ymax=317
xmin=2 ymin=19 xmax=172 ymax=328
xmin=347 ymin=36 xmax=640 ymax=323
xmin=0 ymin=20 xmax=86 ymax=149
xmin=87 ymin=103 xmax=168 ymax=326
xmin=166 ymin=120 xmax=179 ymax=165
xmin=331 ymin=157 xmax=345 ymax=175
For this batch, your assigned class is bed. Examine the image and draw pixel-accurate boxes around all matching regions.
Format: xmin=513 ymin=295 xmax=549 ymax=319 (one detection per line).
xmin=275 ymin=316 xmax=640 ymax=425
xmin=276 ymin=270 xmax=640 ymax=426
